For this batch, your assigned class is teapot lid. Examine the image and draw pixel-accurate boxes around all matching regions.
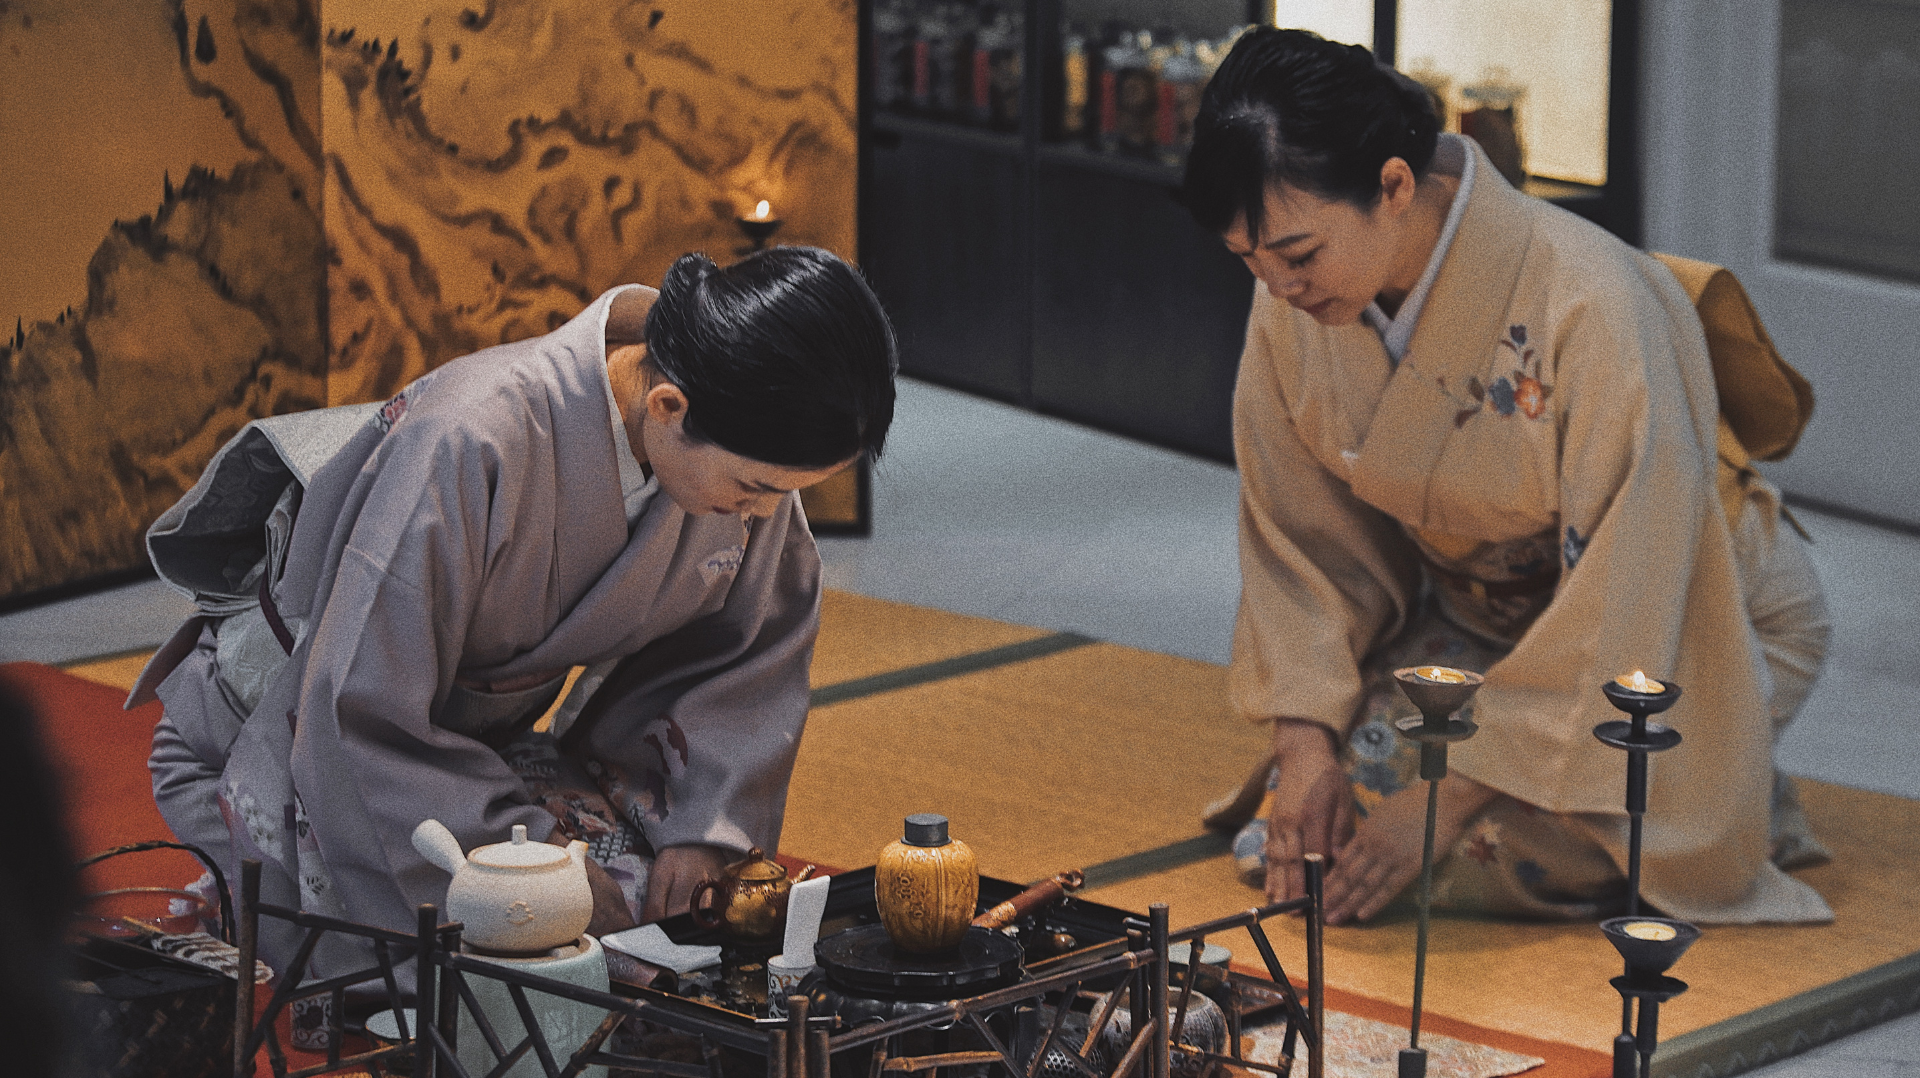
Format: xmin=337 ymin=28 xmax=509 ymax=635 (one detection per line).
xmin=471 ymin=825 xmax=570 ymax=869
xmin=731 ymin=847 xmax=786 ymax=882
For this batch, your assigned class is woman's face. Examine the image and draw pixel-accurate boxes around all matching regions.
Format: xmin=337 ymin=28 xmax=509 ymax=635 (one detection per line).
xmin=644 ymin=409 xmax=852 ymax=519
xmin=607 ymin=343 xmax=853 ymax=518
xmin=1219 ymin=162 xmax=1421 ymax=327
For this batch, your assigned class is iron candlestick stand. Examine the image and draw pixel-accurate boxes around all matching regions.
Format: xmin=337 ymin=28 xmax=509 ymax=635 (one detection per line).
xmin=1389 ymin=666 xmax=1486 ymax=1078
xmin=1594 ymin=676 xmax=1700 ymax=1078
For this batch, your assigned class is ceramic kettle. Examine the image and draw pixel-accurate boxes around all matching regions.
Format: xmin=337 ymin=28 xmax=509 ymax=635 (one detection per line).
xmin=413 ymin=819 xmax=594 ymax=955
xmin=690 ymin=847 xmax=809 ymax=943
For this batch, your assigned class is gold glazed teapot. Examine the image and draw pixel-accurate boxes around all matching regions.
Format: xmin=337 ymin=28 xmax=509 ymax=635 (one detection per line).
xmin=690 ymin=847 xmax=812 ymax=943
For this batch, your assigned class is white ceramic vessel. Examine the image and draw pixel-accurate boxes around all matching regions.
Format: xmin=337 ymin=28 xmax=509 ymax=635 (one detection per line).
xmin=458 ymin=935 xmax=609 ymax=1078
xmin=412 ymin=819 xmax=593 ymax=954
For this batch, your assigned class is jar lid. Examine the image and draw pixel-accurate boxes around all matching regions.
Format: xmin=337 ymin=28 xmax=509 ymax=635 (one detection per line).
xmin=903 ymin=814 xmax=949 ymax=847
xmin=470 ymin=824 xmax=569 ymax=869
xmin=731 ymin=847 xmax=787 ymax=882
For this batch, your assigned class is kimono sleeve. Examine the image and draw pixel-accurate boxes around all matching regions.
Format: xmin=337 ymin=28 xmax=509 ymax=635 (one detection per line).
xmin=1453 ymin=259 xmax=1775 ymax=823
xmin=1231 ymin=289 xmax=1422 ymax=733
xmin=288 ymin=412 xmax=558 ymax=926
xmin=568 ymin=495 xmax=822 ymax=857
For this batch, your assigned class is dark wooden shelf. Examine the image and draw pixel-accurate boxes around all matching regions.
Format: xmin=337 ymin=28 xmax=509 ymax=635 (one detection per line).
xmin=858 ymin=0 xmax=1638 ymax=466
xmin=1034 ymin=142 xmax=1184 ymax=188
xmin=870 ymin=112 xmax=1024 ymax=157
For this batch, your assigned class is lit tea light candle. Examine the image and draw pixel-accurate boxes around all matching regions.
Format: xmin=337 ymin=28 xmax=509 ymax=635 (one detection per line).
xmin=1614 ymin=670 xmax=1664 ymax=694
xmin=1621 ymin=921 xmax=1677 ymax=941
xmin=736 ymin=199 xmax=784 ymax=252
xmin=1413 ymin=665 xmax=1469 ymax=684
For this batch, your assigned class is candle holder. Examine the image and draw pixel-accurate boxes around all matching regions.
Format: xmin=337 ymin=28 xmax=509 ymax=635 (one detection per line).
xmin=735 ymin=205 xmax=783 ymax=255
xmin=1390 ymin=665 xmax=1485 ymax=1078
xmin=1600 ymin=916 xmax=1699 ymax=1078
xmin=1594 ymin=674 xmax=1699 ymax=1078
xmin=1593 ymin=675 xmax=1682 ymax=919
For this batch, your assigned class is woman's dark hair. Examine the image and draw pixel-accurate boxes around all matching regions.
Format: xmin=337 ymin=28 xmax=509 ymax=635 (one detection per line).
xmin=1181 ymin=27 xmax=1440 ymax=240
xmin=644 ymin=246 xmax=898 ymax=469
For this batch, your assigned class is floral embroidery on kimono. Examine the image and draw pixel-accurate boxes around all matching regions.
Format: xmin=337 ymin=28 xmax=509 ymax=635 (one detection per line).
xmin=373 ymin=388 xmax=413 ymax=432
xmin=1562 ymin=525 xmax=1591 ymax=569
xmin=1437 ymin=323 xmax=1555 ymax=427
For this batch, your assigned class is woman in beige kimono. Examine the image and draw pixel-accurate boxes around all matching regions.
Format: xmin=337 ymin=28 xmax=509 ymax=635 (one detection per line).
xmin=139 ymin=247 xmax=897 ymax=973
xmin=1183 ymin=29 xmax=1832 ymax=926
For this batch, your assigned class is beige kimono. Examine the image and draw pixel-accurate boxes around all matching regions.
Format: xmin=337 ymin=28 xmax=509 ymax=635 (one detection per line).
xmin=1230 ymin=139 xmax=1832 ymax=923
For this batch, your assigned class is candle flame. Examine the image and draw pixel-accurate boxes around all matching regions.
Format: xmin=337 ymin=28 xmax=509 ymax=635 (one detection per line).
xmin=1622 ymin=921 xmax=1676 ymax=941
xmin=1414 ymin=665 xmax=1468 ymax=684
xmin=1615 ymin=670 xmax=1663 ymax=693
xmin=752 ymin=199 xmax=771 ymax=220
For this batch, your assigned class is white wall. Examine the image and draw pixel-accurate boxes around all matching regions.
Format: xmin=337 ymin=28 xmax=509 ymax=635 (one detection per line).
xmin=1642 ymin=0 xmax=1920 ymax=526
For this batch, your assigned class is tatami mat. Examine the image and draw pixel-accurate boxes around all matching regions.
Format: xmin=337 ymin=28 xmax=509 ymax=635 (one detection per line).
xmin=62 ymin=650 xmax=153 ymax=692
xmin=785 ymin=594 xmax=1920 ymax=1060
xmin=812 ymin=590 xmax=1055 ymax=685
xmin=785 ymin=636 xmax=1270 ymax=882
xmin=57 ymin=591 xmax=1055 ymax=700
xmin=1077 ymin=782 xmax=1920 ymax=1049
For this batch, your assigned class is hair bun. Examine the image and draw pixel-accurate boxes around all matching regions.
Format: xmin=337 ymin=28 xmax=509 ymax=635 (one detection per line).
xmin=660 ymin=251 xmax=720 ymax=306
xmin=642 ymin=246 xmax=898 ymax=468
xmin=1382 ymin=67 xmax=1441 ymax=175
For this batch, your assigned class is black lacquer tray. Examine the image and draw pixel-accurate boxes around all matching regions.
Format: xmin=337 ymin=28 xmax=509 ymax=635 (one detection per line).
xmin=610 ymin=866 xmax=1143 ymax=1048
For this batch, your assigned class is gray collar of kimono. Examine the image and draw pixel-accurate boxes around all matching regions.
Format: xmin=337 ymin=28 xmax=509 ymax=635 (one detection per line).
xmin=1348 ymin=137 xmax=1539 ymax=529
xmin=1362 ymin=133 xmax=1477 ymax=366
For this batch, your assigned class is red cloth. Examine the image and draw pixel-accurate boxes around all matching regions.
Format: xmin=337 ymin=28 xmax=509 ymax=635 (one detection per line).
xmin=0 ymin=661 xmax=203 ymax=894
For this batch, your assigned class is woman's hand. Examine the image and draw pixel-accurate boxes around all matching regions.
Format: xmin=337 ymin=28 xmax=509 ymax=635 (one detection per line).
xmin=1322 ymin=773 xmax=1497 ymax=925
xmin=545 ymin=831 xmax=641 ymax=937
xmin=641 ymin=844 xmax=735 ymax=924
xmin=1264 ymin=719 xmax=1356 ymax=904
xmin=583 ymin=856 xmax=639 ymax=937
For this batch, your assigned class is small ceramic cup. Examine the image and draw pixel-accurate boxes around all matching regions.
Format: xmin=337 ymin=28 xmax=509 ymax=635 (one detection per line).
xmin=289 ymin=992 xmax=334 ymax=1051
xmin=765 ymin=953 xmax=815 ymax=1019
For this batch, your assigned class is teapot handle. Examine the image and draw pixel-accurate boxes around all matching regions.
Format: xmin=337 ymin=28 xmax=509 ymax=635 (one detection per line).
xmin=690 ymin=878 xmax=726 ymax=930
xmin=412 ymin=819 xmax=466 ymax=876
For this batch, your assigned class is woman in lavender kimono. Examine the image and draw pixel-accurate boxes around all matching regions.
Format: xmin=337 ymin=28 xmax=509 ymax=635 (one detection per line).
xmin=139 ymin=246 xmax=896 ymax=969
xmin=1184 ymin=30 xmax=1832 ymax=926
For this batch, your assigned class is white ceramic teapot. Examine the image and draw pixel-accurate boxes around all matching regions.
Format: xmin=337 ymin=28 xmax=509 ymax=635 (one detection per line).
xmin=412 ymin=819 xmax=594 ymax=955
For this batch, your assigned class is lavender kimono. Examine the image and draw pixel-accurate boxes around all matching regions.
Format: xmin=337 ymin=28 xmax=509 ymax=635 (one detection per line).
xmin=138 ymin=286 xmax=821 ymax=971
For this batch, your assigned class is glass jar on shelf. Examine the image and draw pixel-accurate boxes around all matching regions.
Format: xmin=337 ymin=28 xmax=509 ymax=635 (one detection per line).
xmin=1058 ymin=22 xmax=1091 ymax=142
xmin=908 ymin=2 xmax=944 ymax=115
xmin=873 ymin=0 xmax=913 ymax=113
xmin=1114 ymin=29 xmax=1159 ymax=155
xmin=932 ymin=3 xmax=981 ymax=121
xmin=972 ymin=7 xmax=1023 ymax=131
xmin=1157 ymin=35 xmax=1206 ymax=165
xmin=1096 ymin=21 xmax=1138 ymax=153
xmin=1401 ymin=57 xmax=1452 ymax=132
xmin=1459 ymin=67 xmax=1527 ymax=186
